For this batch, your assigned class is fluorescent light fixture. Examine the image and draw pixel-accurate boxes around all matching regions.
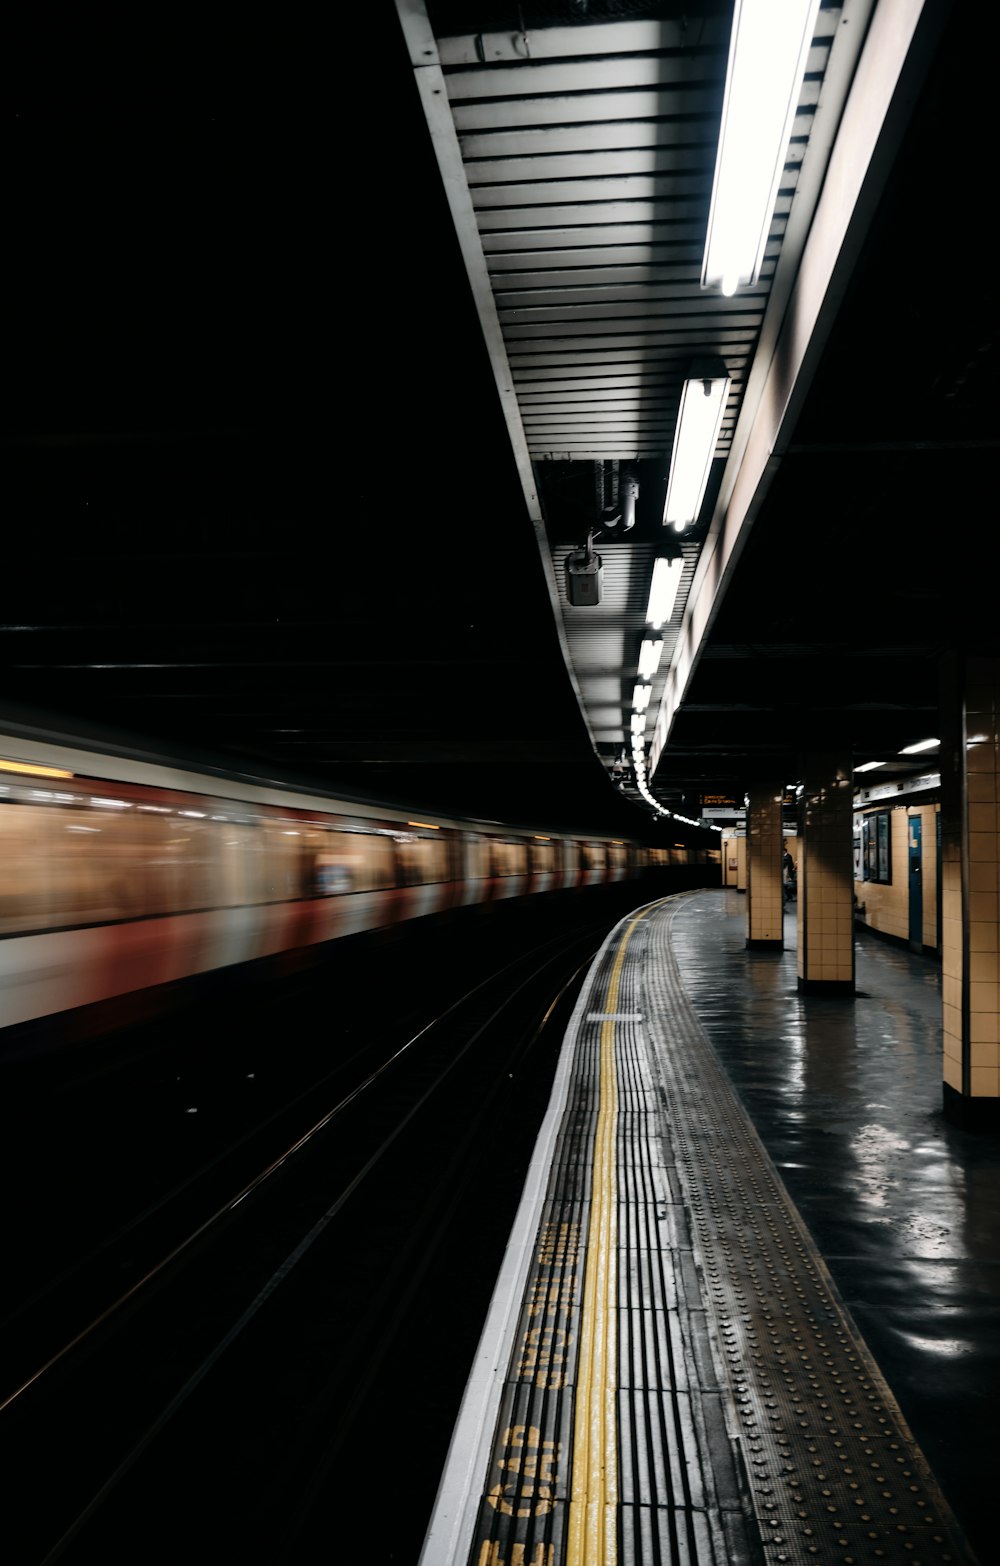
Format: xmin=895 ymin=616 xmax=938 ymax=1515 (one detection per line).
xmin=632 ymin=684 xmax=651 ymax=713
xmin=854 ymin=760 xmax=884 ymax=773
xmin=663 ymin=368 xmax=730 ymax=531
xmin=638 ymin=638 xmax=664 ymax=679
xmin=899 ymin=738 xmax=939 ymax=754
xmin=702 ymin=0 xmax=822 ymax=295
xmin=630 ymin=713 xmax=646 ymax=737
xmin=646 ymin=556 xmax=683 ymax=628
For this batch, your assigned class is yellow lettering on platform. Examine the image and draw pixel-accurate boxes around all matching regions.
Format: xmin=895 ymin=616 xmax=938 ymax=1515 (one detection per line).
xmin=485 ymin=1431 xmax=560 ymax=1516
xmin=536 ymin=1221 xmax=580 ymax=1266
xmin=476 ymin=1545 xmax=554 ymax=1566
xmin=516 ymin=1324 xmax=574 ymax=1386
xmin=527 ymin=1278 xmax=574 ymax=1317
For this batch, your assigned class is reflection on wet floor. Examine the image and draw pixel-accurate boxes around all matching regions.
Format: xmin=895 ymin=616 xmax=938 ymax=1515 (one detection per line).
xmin=670 ymin=889 xmax=1000 ymax=1566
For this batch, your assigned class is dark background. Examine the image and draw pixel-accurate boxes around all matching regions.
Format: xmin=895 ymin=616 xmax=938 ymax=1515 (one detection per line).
xmin=3 ymin=6 xmax=633 ymax=836
xmin=4 ymin=2 xmax=996 ymax=842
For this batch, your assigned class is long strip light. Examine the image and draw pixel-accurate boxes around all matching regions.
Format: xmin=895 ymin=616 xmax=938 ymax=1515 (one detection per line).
xmin=638 ymin=637 xmax=664 ymax=679
xmin=632 ymin=683 xmax=651 ymax=713
xmin=899 ymin=738 xmax=939 ymax=754
xmin=645 ymin=556 xmax=683 ymax=628
xmin=702 ymin=0 xmax=822 ymax=295
xmin=663 ymin=369 xmax=731 ymax=531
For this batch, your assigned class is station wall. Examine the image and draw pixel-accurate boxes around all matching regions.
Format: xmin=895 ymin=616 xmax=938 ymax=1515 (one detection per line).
xmin=854 ymin=802 xmax=939 ymax=952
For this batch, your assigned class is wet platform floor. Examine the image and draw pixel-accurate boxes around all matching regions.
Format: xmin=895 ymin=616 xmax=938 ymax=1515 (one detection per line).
xmin=422 ymin=889 xmax=999 ymax=1566
xmin=671 ymin=890 xmax=1000 ymax=1566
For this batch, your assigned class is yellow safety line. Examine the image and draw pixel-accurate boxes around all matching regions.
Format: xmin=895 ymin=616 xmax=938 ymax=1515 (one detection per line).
xmin=566 ymin=912 xmax=644 ymax=1566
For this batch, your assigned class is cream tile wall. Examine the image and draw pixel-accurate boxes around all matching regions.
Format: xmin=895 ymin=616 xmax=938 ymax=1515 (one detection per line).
xmin=921 ymin=805 xmax=940 ymax=946
xmin=854 ymin=804 xmax=939 ymax=948
xmin=722 ymin=833 xmax=740 ymax=887
xmin=746 ymin=784 xmax=783 ymax=943
xmin=950 ymin=662 xmax=1000 ymax=1097
xmin=798 ymin=756 xmax=854 ymax=987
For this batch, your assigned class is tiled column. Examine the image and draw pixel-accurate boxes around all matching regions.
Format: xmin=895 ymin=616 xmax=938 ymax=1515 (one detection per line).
xmin=735 ymin=834 xmax=747 ymax=892
xmin=746 ymin=783 xmax=784 ymax=948
xmin=941 ymin=655 xmax=1000 ymax=1128
xmin=722 ymin=833 xmax=739 ymax=886
xmin=797 ymin=753 xmax=855 ymax=994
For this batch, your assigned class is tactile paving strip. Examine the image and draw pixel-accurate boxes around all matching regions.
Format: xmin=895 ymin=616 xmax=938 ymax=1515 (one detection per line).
xmin=466 ymin=902 xmax=761 ymax=1566
xmin=643 ymin=900 xmax=980 ymax=1566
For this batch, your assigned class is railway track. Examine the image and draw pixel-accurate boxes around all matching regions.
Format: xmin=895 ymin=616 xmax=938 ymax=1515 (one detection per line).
xmin=0 ymin=900 xmax=624 ymax=1564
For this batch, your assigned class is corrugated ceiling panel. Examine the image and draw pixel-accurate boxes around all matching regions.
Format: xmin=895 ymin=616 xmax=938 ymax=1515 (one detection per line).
xmin=437 ymin=18 xmax=810 ymax=489
xmin=406 ymin=2 xmax=843 ymax=804
xmin=550 ymin=538 xmax=699 ymax=757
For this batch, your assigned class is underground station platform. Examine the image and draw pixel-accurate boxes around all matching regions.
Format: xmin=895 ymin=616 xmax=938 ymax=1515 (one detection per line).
xmin=419 ymin=890 xmax=997 ymax=1566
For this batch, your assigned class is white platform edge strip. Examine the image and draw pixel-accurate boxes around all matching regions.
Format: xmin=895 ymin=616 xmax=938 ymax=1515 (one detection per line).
xmin=418 ymin=901 xmax=661 ymax=1565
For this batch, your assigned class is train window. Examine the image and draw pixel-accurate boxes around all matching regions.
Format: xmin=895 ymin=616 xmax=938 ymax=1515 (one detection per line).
xmin=307 ymin=827 xmax=396 ymax=894
xmin=258 ymin=819 xmax=307 ymax=901
xmin=159 ymin=816 xmax=224 ymax=912
xmin=0 ymin=805 xmax=54 ymax=933
xmin=530 ymin=839 xmax=556 ymax=873
xmin=492 ymin=840 xmax=528 ymax=877
xmin=95 ymin=806 xmax=198 ymax=918
xmin=466 ymin=838 xmax=490 ymax=879
xmin=397 ymin=833 xmax=448 ymax=887
xmin=215 ymin=823 xmax=259 ymax=907
xmin=0 ymin=798 xmax=231 ymax=932
xmin=580 ymin=843 xmax=606 ymax=871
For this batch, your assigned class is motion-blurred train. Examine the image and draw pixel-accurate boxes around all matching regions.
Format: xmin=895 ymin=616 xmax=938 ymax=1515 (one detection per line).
xmin=0 ymin=730 xmax=716 ymax=1049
